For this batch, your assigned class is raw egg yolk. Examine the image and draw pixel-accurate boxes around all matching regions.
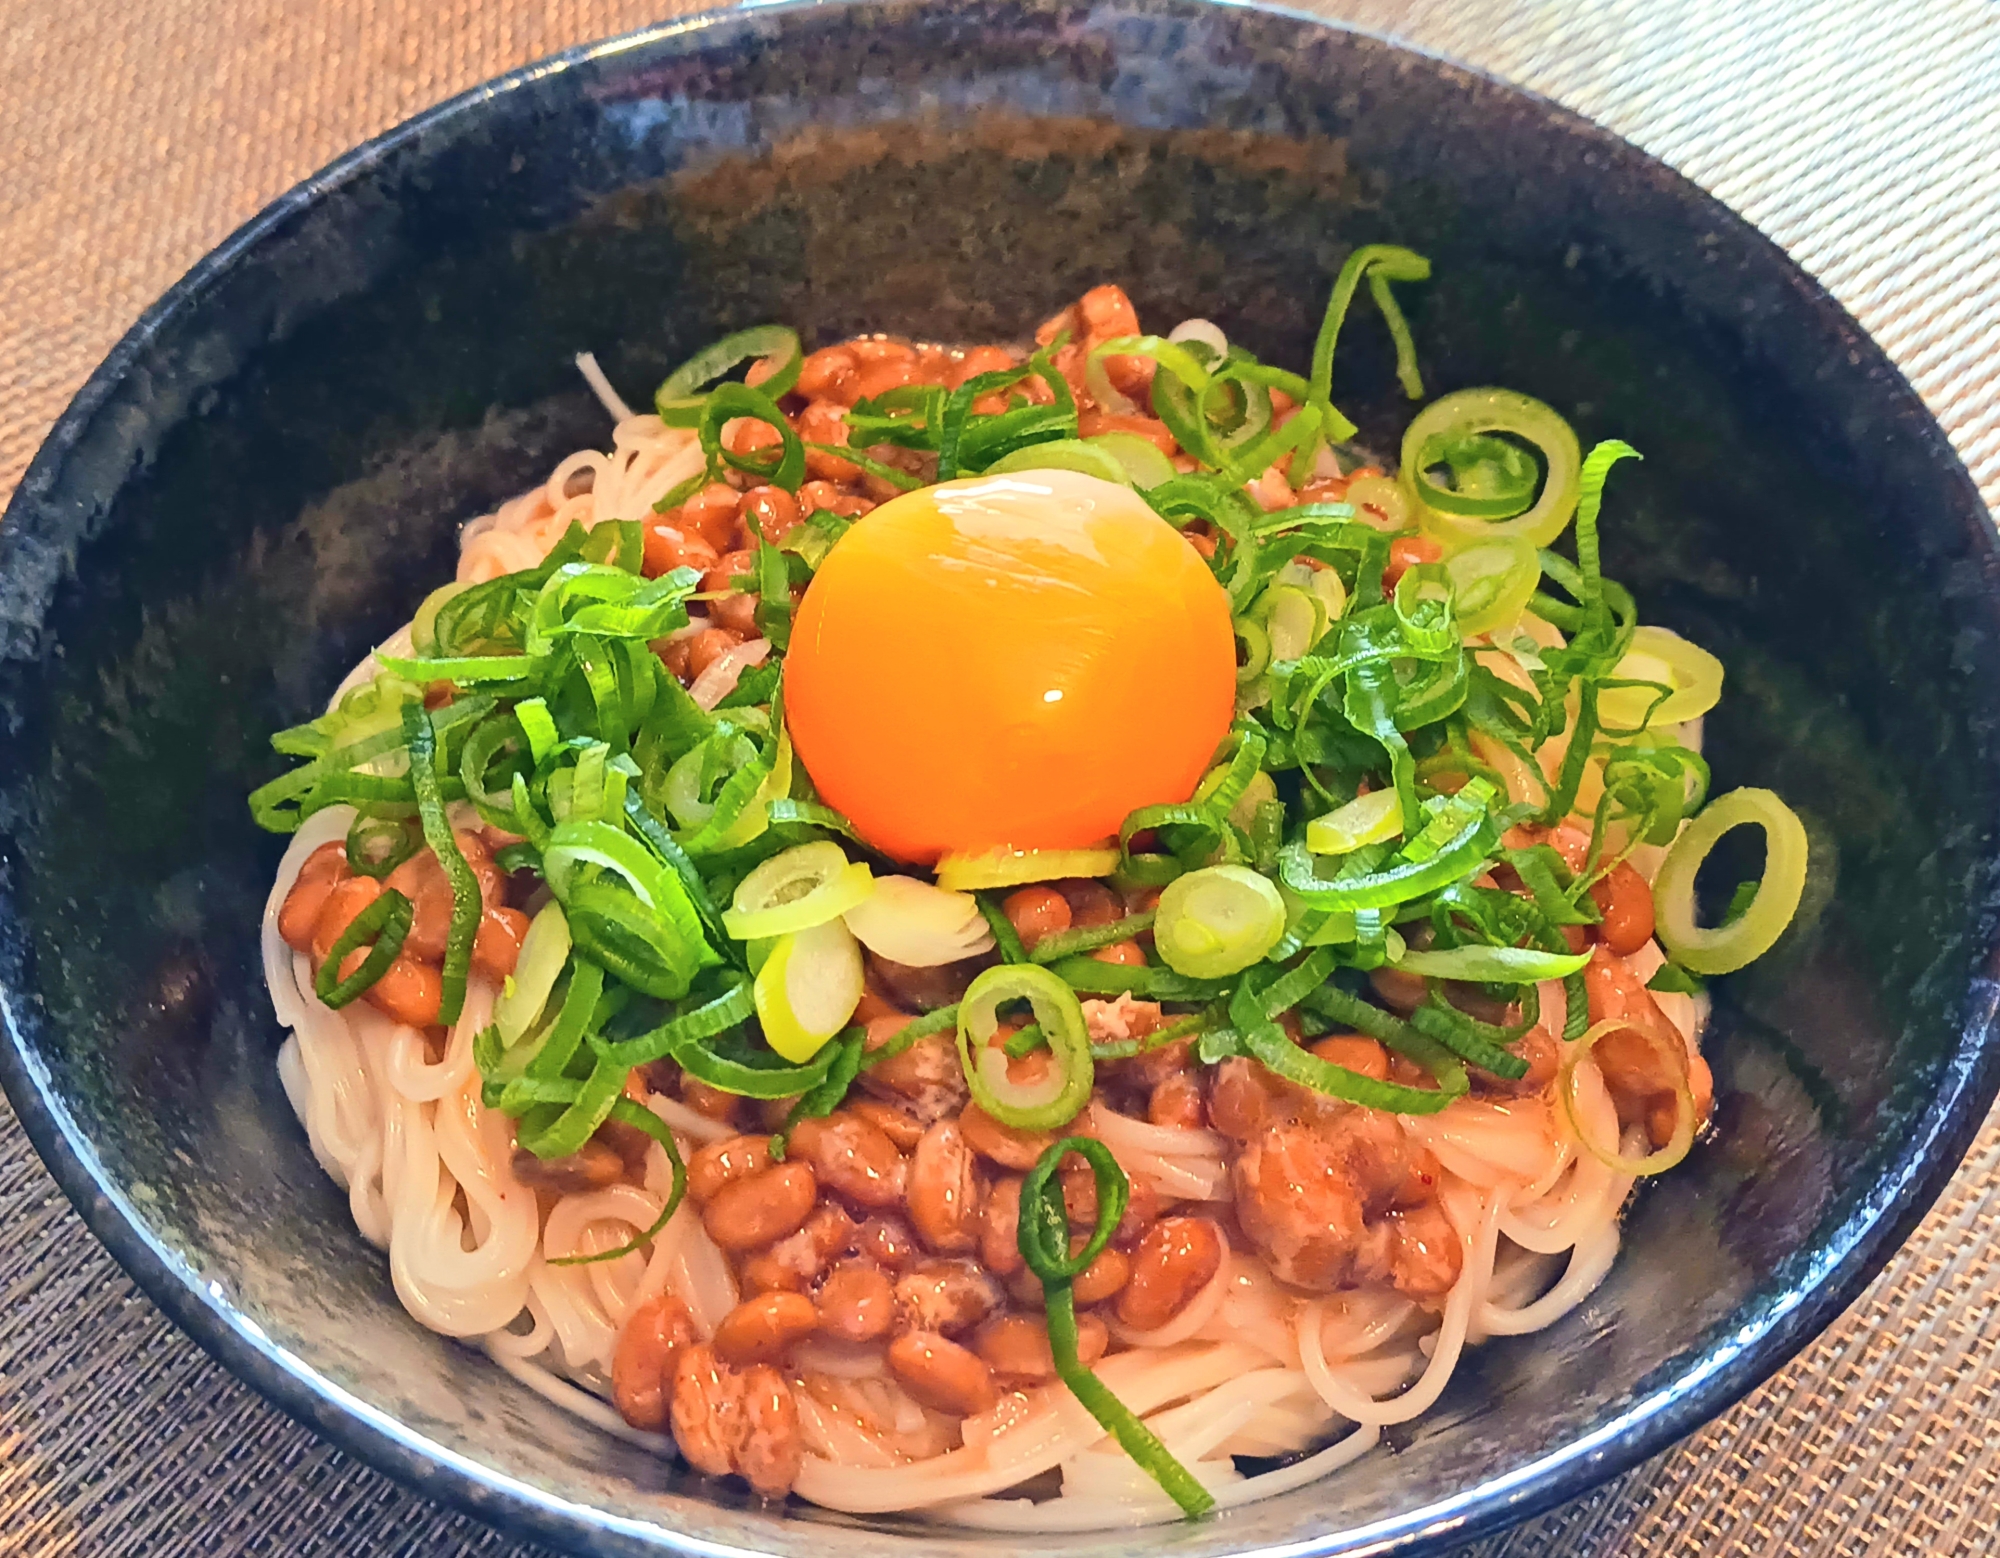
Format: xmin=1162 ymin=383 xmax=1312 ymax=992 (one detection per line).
xmin=785 ymin=469 xmax=1237 ymax=865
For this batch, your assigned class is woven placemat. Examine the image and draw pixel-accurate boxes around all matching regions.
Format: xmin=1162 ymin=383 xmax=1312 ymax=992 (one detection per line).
xmin=3 ymin=1 xmax=1997 ymax=1553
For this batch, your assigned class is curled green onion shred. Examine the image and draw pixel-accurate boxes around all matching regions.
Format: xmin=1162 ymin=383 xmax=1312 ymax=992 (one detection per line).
xmin=314 ymin=889 xmax=413 ymax=1008
xmin=548 ymin=1098 xmax=689 ymax=1267
xmin=1019 ymin=1139 xmax=1215 ymax=1519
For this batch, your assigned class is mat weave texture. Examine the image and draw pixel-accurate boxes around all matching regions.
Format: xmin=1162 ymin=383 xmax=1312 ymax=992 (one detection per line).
xmin=2 ymin=1 xmax=1997 ymax=1553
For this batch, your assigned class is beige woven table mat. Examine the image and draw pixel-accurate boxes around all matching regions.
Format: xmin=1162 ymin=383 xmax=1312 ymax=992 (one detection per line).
xmin=3 ymin=0 xmax=1998 ymax=1552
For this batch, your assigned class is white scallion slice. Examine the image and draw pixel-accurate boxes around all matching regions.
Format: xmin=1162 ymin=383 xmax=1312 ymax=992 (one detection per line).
xmin=1653 ymin=787 xmax=1808 ymax=974
xmin=1259 ymin=584 xmax=1326 ymax=663
xmin=1193 ymin=763 xmax=1277 ymax=835
xmin=410 ymin=580 xmax=471 ymax=657
xmin=754 ymin=917 xmax=865 ymax=1064
xmin=1345 ymin=474 xmax=1410 ymax=531
xmin=1442 ymin=534 xmax=1541 ymax=636
xmin=842 ymin=875 xmax=995 ymax=967
xmin=724 ymin=841 xmax=873 ymax=941
xmin=492 ymin=902 xmax=570 ymax=1045
xmin=1559 ymin=1016 xmax=1696 ymax=1176
xmin=982 ymin=439 xmax=1132 ymax=486
xmin=1154 ymin=864 xmax=1286 ymax=979
xmin=1597 ymin=626 xmax=1726 ymax=731
xmin=935 ymin=846 xmax=1121 ymax=892
xmin=1305 ymin=789 xmax=1404 ymax=855
xmin=1084 ymin=431 xmax=1178 ymax=489
xmin=713 ymin=723 xmax=793 ymax=851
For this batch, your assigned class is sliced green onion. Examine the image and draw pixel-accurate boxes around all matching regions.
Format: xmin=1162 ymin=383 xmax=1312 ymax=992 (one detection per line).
xmin=1280 ymin=792 xmax=1499 ymax=912
xmin=544 ymin=819 xmax=681 ymax=913
xmin=1403 ymin=389 xmax=1581 ymax=549
xmin=754 ymin=916 xmax=866 ymax=1064
xmin=1045 ymin=957 xmax=1231 ymax=1003
xmin=1085 ymin=431 xmax=1177 ymax=488
xmin=1027 ymin=910 xmax=1156 ymax=966
xmin=1017 ymin=1138 xmax=1213 ymax=1519
xmin=803 ymin=441 xmax=923 ymax=492
xmin=699 ymin=383 xmax=806 ymax=492
xmin=863 ymin=1003 xmax=960 ymax=1070
xmin=1259 ymin=583 xmax=1326 ymax=663
xmin=493 ymin=903 xmax=571 ymax=1045
xmin=516 ymin=1047 xmax=628 ymax=1159
xmin=656 ymin=325 xmax=803 ymax=425
xmin=1597 ymin=626 xmax=1725 ymax=730
xmin=841 ymin=875 xmax=993 ymax=966
xmin=547 ymin=1097 xmax=688 ymax=1266
xmin=1444 ymin=535 xmax=1541 ymax=636
xmin=975 ymin=893 xmax=1030 ymax=965
xmin=673 ymin=1013 xmax=845 ymax=1098
xmin=1559 ymin=1016 xmax=1696 ymax=1175
xmin=725 ymin=841 xmax=874 ymax=940
xmin=981 ymin=438 xmax=1132 ymax=485
xmin=1004 ymin=1023 xmax=1049 ymax=1058
xmin=402 ymin=705 xmax=480 ymax=1026
xmin=1305 ymin=790 xmax=1403 ymax=855
xmin=1090 ymin=1010 xmax=1205 ymax=1062
xmin=956 ymin=964 xmax=1093 ymax=1130
xmin=1653 ymin=787 xmax=1808 ymax=974
xmin=1238 ymin=1011 xmax=1454 ymax=1115
xmin=1410 ymin=431 xmax=1540 ymax=519
xmin=1233 ymin=617 xmax=1271 ymax=685
xmin=411 ymin=581 xmax=471 ymax=657
xmin=935 ymin=846 xmax=1120 ymax=892
xmin=1153 ymin=865 xmax=1286 ymax=979
xmin=1390 ymin=945 xmax=1590 ymax=981
xmin=702 ymin=721 xmax=792 ymax=855
xmin=589 ymin=975 xmax=755 ymax=1070
xmin=564 ymin=878 xmax=701 ymax=999
xmin=344 ymin=814 xmax=419 ymax=879
xmin=1309 ymin=245 xmax=1430 ymax=418
xmin=314 ymin=889 xmax=413 ymax=1008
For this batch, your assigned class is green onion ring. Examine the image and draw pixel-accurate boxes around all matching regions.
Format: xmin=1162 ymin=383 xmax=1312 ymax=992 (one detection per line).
xmin=1653 ymin=787 xmax=1809 ymax=975
xmin=656 ymin=325 xmax=804 ymax=425
xmin=1402 ymin=389 xmax=1581 ymax=549
xmin=343 ymin=814 xmax=419 ymax=880
xmin=1558 ymin=1016 xmax=1697 ymax=1176
xmin=956 ymin=964 xmax=1093 ymax=1131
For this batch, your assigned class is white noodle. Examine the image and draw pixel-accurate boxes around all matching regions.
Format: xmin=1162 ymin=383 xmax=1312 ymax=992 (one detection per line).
xmin=575 ymin=352 xmax=636 ymax=423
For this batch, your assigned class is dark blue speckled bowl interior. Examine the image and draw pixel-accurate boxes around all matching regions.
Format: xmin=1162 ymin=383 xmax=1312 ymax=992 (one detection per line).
xmin=3 ymin=2 xmax=1998 ymax=1554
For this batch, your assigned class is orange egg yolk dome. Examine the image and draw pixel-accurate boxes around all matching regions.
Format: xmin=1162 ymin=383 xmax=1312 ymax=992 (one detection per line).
xmin=785 ymin=469 xmax=1237 ymax=865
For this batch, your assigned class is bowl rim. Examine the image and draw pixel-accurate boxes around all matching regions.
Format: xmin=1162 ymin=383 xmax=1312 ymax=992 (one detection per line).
xmin=4 ymin=0 xmax=1999 ymax=1553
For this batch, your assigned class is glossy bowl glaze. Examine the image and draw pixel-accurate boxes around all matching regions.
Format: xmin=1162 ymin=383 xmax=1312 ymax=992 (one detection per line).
xmin=3 ymin=2 xmax=1997 ymax=1553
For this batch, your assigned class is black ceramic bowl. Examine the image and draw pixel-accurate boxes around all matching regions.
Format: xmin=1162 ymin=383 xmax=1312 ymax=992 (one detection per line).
xmin=3 ymin=2 xmax=1997 ymax=1554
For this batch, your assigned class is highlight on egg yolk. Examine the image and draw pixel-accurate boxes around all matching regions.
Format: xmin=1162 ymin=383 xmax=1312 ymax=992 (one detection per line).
xmin=784 ymin=469 xmax=1237 ymax=865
